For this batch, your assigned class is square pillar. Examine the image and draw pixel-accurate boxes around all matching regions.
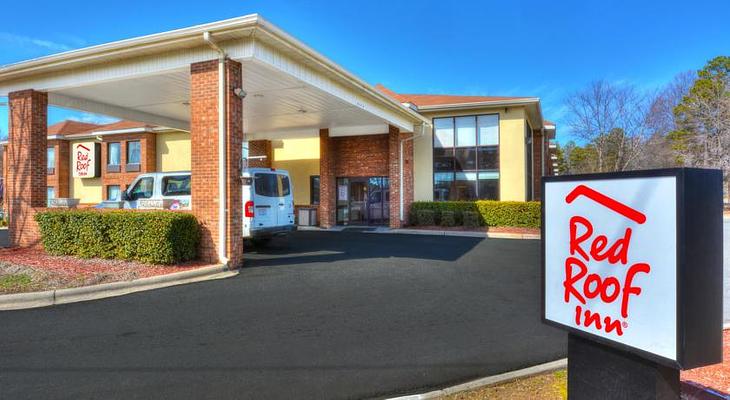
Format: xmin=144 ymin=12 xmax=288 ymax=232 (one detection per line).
xmin=318 ymin=128 xmax=336 ymax=228
xmin=388 ymin=125 xmax=413 ymax=228
xmin=7 ymin=89 xmax=48 ymax=247
xmin=247 ymin=140 xmax=272 ymax=168
xmin=532 ymin=129 xmax=543 ymax=200
xmin=190 ymin=59 xmax=244 ymax=266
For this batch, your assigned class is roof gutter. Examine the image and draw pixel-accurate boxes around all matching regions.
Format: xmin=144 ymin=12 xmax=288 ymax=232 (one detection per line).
xmin=203 ymin=31 xmax=230 ymax=266
xmin=415 ymin=98 xmax=541 ymax=111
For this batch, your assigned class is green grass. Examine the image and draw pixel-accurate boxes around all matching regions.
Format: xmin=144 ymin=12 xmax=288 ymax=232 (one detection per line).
xmin=553 ymin=370 xmax=568 ymax=399
xmin=0 ymin=274 xmax=33 ymax=291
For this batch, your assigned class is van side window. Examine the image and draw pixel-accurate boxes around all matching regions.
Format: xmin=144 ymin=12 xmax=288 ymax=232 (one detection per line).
xmin=254 ymin=173 xmax=279 ymax=197
xmin=279 ymin=175 xmax=291 ymax=196
xmin=162 ymin=175 xmax=191 ymax=196
xmin=129 ymin=177 xmax=154 ymax=200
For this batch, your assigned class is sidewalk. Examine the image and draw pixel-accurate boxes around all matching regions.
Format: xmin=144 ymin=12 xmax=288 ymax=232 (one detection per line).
xmin=297 ymin=225 xmax=540 ymax=239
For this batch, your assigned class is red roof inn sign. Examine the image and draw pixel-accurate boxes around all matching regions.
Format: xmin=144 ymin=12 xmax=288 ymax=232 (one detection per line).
xmin=72 ymin=142 xmax=101 ymax=178
xmin=542 ymin=169 xmax=723 ymax=370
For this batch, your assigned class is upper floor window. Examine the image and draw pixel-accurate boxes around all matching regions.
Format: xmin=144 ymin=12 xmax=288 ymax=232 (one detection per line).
xmin=108 ymin=143 xmax=121 ymax=165
xmin=47 ymin=147 xmax=55 ymax=174
xmin=127 ymin=141 xmax=141 ymax=165
xmin=432 ymin=114 xmax=500 ymax=201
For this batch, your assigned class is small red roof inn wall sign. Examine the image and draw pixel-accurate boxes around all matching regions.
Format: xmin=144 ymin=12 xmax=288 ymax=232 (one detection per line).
xmin=72 ymin=142 xmax=101 ymax=178
xmin=542 ymin=168 xmax=723 ymax=370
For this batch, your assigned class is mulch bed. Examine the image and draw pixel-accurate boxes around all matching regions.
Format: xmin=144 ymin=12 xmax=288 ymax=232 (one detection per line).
xmin=406 ymin=225 xmax=540 ymax=235
xmin=681 ymin=329 xmax=730 ymax=396
xmin=0 ymin=247 xmax=213 ymax=294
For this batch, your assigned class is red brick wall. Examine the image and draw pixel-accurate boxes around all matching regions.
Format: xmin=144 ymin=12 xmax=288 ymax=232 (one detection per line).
xmin=318 ymin=129 xmax=335 ymax=228
xmin=331 ymin=134 xmax=389 ymax=177
xmin=7 ymin=89 xmax=47 ymax=247
xmin=47 ymin=139 xmax=70 ymax=198
xmin=317 ymin=127 xmax=414 ymax=228
xmin=190 ymin=59 xmax=244 ymax=266
xmin=247 ymin=140 xmax=271 ymax=168
xmin=99 ymin=133 xmax=156 ymax=199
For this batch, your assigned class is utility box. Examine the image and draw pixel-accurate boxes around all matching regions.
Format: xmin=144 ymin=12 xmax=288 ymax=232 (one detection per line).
xmin=298 ymin=207 xmax=317 ymax=226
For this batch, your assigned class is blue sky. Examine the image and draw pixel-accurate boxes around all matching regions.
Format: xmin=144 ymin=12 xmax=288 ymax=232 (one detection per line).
xmin=1 ymin=0 xmax=729 ymax=143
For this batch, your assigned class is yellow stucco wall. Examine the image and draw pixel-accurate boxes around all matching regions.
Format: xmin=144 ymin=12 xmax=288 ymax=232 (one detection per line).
xmin=156 ymin=131 xmax=191 ymax=172
xmin=413 ymin=107 xmax=528 ymax=201
xmin=69 ymin=139 xmax=103 ymax=204
xmin=271 ymin=137 xmax=320 ymax=205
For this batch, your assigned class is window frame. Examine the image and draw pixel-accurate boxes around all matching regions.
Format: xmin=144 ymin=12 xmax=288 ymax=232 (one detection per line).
xmin=126 ymin=140 xmax=141 ymax=172
xmin=432 ymin=113 xmax=500 ymax=201
xmin=310 ymin=175 xmax=320 ymax=205
xmin=106 ymin=185 xmax=121 ymax=201
xmin=47 ymin=147 xmax=56 ymax=175
xmin=161 ymin=175 xmax=191 ymax=197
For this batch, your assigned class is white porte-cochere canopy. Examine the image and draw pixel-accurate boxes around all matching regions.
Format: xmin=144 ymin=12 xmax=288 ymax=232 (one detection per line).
xmin=0 ymin=14 xmax=427 ymax=136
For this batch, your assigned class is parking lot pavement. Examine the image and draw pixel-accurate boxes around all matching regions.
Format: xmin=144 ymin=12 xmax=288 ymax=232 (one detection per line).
xmin=0 ymin=231 xmax=565 ymax=399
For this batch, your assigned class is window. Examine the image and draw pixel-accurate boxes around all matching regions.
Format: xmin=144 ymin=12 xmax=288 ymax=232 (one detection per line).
xmin=434 ymin=118 xmax=454 ymax=148
xmin=127 ymin=141 xmax=141 ymax=164
xmin=47 ymin=147 xmax=55 ymax=174
xmin=107 ymin=185 xmax=121 ymax=201
xmin=433 ymin=114 xmax=500 ymax=201
xmin=254 ymin=173 xmax=279 ymax=197
xmin=310 ymin=176 xmax=320 ymax=205
xmin=278 ymin=175 xmax=291 ymax=197
xmin=162 ymin=175 xmax=191 ymax=196
xmin=47 ymin=187 xmax=55 ymax=200
xmin=128 ymin=177 xmax=153 ymax=200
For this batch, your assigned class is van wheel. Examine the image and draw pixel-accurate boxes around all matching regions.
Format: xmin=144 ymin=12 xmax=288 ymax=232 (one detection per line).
xmin=251 ymin=237 xmax=272 ymax=247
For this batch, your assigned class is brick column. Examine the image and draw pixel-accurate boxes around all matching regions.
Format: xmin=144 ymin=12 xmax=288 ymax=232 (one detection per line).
xmin=532 ymin=129 xmax=543 ymax=200
xmin=388 ymin=125 xmax=414 ymax=228
xmin=7 ymin=89 xmax=48 ymax=247
xmin=318 ymin=128 xmax=335 ymax=228
xmin=247 ymin=140 xmax=272 ymax=168
xmin=190 ymin=59 xmax=244 ymax=266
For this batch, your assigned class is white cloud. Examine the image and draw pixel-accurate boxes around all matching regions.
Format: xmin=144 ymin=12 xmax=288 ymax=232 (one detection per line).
xmin=0 ymin=32 xmax=72 ymax=52
xmin=70 ymin=113 xmax=119 ymax=125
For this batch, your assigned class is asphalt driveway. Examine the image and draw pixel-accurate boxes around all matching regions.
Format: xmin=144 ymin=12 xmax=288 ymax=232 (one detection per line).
xmin=0 ymin=232 xmax=564 ymax=399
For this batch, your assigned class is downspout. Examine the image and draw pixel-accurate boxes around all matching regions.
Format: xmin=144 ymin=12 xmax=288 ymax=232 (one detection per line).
xmin=399 ymin=123 xmax=428 ymax=223
xmin=203 ymin=31 xmax=229 ymax=265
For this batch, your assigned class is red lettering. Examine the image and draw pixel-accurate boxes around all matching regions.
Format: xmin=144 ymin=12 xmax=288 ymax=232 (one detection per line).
xmin=564 ymin=257 xmax=587 ymax=304
xmin=603 ymin=317 xmax=624 ymax=336
xmin=583 ymin=309 xmax=602 ymax=330
xmin=607 ymin=228 xmax=632 ymax=265
xmin=600 ymin=276 xmax=620 ymax=303
xmin=621 ymin=263 xmax=650 ymax=318
xmin=583 ymin=273 xmax=602 ymax=299
xmin=569 ymin=216 xmax=592 ymax=261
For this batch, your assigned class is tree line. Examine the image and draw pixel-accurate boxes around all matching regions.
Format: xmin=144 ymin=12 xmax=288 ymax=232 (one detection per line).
xmin=557 ymin=56 xmax=730 ymax=194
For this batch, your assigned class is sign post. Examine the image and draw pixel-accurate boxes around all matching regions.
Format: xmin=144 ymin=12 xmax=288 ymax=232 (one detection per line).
xmin=542 ymin=168 xmax=723 ymax=399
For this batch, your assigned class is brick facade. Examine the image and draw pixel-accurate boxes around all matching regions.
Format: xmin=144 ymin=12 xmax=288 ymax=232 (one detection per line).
xmin=47 ymin=139 xmax=70 ymax=198
xmin=6 ymin=89 xmax=47 ymax=247
xmin=190 ymin=59 xmax=244 ymax=266
xmin=317 ymin=126 xmax=414 ymax=228
xmin=318 ymin=129 xmax=335 ymax=228
xmin=99 ymin=132 xmax=156 ymax=199
xmin=247 ymin=140 xmax=272 ymax=168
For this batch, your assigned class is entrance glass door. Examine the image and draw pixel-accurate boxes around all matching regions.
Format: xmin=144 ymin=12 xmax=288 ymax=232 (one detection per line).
xmin=336 ymin=177 xmax=390 ymax=225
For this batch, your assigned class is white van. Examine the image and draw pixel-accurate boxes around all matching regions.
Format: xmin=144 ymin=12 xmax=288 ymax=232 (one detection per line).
xmin=100 ymin=169 xmax=296 ymax=240
xmin=242 ymin=168 xmax=296 ymax=241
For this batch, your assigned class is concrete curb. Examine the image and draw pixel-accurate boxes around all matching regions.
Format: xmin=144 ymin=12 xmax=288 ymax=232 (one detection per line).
xmin=374 ymin=228 xmax=540 ymax=240
xmin=388 ymin=358 xmax=567 ymax=399
xmin=0 ymin=264 xmax=236 ymax=311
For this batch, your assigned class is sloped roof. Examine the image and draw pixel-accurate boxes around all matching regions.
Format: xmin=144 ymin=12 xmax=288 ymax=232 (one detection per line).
xmin=375 ymin=84 xmax=532 ymax=107
xmin=47 ymin=120 xmax=101 ymax=136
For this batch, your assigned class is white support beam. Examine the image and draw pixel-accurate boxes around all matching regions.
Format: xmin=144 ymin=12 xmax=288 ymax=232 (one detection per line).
xmin=49 ymin=93 xmax=189 ymax=131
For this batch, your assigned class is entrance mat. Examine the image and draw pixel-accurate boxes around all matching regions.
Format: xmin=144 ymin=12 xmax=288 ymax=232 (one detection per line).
xmin=342 ymin=227 xmax=377 ymax=232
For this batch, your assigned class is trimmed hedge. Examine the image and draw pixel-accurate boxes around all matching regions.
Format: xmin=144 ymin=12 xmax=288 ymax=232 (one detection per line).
xmin=35 ymin=210 xmax=200 ymax=264
xmin=410 ymin=200 xmax=541 ymax=228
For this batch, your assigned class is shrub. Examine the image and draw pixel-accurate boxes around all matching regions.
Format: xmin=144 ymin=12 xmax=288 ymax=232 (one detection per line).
xmin=440 ymin=211 xmax=456 ymax=227
xmin=463 ymin=211 xmax=481 ymax=228
xmin=35 ymin=210 xmax=200 ymax=264
xmin=476 ymin=200 xmax=541 ymax=228
xmin=416 ymin=209 xmax=436 ymax=226
xmin=410 ymin=200 xmax=541 ymax=228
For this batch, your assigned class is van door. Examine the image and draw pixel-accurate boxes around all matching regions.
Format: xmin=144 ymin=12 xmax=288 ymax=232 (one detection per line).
xmin=277 ymin=174 xmax=294 ymax=226
xmin=125 ymin=176 xmax=154 ymax=209
xmin=160 ymin=174 xmax=191 ymax=210
xmin=252 ymin=172 xmax=279 ymax=228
